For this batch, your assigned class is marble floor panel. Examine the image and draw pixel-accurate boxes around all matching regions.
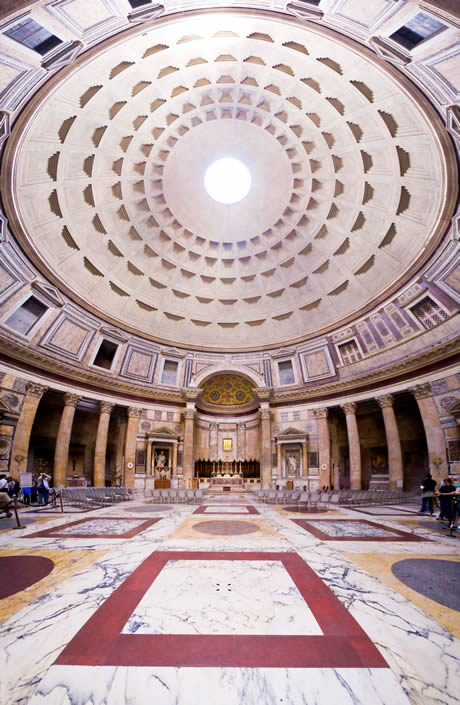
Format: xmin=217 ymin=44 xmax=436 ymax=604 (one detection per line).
xmin=193 ymin=505 xmax=260 ymax=515
xmin=24 ymin=517 xmax=162 ymax=539
xmin=291 ymin=519 xmax=430 ymax=542
xmin=1 ymin=494 xmax=459 ymax=705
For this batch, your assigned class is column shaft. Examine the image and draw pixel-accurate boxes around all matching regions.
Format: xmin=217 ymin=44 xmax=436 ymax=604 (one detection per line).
xmin=93 ymin=402 xmax=114 ymax=487
xmin=124 ymin=408 xmax=141 ymax=488
xmin=259 ymin=407 xmax=272 ymax=488
xmin=377 ymin=395 xmax=403 ymax=490
xmin=54 ymin=393 xmax=81 ymax=488
xmin=342 ymin=403 xmax=362 ymax=490
xmin=411 ymin=384 xmax=448 ymax=484
xmin=314 ymin=408 xmax=331 ymax=487
xmin=183 ymin=409 xmax=196 ymax=488
xmin=10 ymin=382 xmax=47 ymax=479
xmin=302 ymin=441 xmax=308 ymax=480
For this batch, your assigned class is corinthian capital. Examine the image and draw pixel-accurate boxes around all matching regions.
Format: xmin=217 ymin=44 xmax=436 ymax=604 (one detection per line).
xmin=313 ymin=407 xmax=328 ymax=419
xmin=127 ymin=406 xmax=142 ymax=417
xmin=341 ymin=402 xmax=357 ymax=415
xmin=184 ymin=409 xmax=196 ymax=421
xmin=410 ymin=383 xmax=432 ymax=400
xmin=25 ymin=382 xmax=48 ymax=398
xmin=100 ymin=401 xmax=115 ymax=415
xmin=376 ymin=394 xmax=394 ymax=409
xmin=260 ymin=408 xmax=271 ymax=421
xmin=63 ymin=392 xmax=81 ymax=408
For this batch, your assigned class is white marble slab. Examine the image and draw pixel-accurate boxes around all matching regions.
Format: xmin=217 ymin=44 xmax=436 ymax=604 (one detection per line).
xmin=26 ymin=665 xmax=413 ymax=705
xmin=123 ymin=559 xmax=322 ymax=636
xmin=203 ymin=506 xmax=250 ymax=513
xmin=55 ymin=519 xmax=146 ymax=535
xmin=307 ymin=521 xmax=399 ymax=538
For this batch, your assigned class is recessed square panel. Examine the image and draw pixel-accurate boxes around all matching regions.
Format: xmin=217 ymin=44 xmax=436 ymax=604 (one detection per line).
xmin=291 ymin=519 xmax=429 ymax=542
xmin=193 ymin=505 xmax=259 ymax=515
xmin=56 ymin=551 xmax=388 ymax=668
xmin=25 ymin=517 xmax=161 ymax=539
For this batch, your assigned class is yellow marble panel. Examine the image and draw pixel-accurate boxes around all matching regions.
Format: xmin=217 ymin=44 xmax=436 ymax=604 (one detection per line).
xmin=346 ymin=552 xmax=460 ymax=639
xmin=0 ymin=548 xmax=106 ymax=623
xmin=171 ymin=515 xmax=280 ymax=541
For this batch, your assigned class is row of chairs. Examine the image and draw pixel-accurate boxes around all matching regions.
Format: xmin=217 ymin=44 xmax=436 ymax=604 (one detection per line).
xmin=255 ymin=488 xmax=417 ymax=508
xmin=60 ymin=486 xmax=135 ymax=510
xmin=145 ymin=488 xmax=208 ymax=504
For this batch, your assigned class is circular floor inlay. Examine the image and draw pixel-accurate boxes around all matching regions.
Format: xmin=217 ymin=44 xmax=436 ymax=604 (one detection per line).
xmin=283 ymin=506 xmax=330 ymax=514
xmin=391 ymin=559 xmax=460 ymax=611
xmin=123 ymin=505 xmax=172 ymax=513
xmin=0 ymin=556 xmax=54 ymax=599
xmin=193 ymin=520 xmax=260 ymax=535
xmin=0 ymin=517 xmax=37 ymax=529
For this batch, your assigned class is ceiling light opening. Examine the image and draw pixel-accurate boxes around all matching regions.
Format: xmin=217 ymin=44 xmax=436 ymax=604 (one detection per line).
xmin=204 ymin=158 xmax=251 ymax=204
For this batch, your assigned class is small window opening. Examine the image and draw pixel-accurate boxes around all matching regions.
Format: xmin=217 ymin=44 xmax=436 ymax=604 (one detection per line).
xmin=4 ymin=17 xmax=62 ymax=56
xmin=5 ymin=296 xmax=47 ymax=335
xmin=93 ymin=339 xmax=118 ymax=370
xmin=161 ymin=360 xmax=178 ymax=385
xmin=278 ymin=360 xmax=295 ymax=385
xmin=389 ymin=12 xmax=445 ymax=51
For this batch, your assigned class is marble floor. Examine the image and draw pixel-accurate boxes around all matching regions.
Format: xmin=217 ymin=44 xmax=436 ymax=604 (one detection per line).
xmin=0 ymin=492 xmax=459 ymax=705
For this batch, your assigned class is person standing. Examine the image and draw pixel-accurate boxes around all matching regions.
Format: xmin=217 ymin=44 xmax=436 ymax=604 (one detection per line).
xmin=37 ymin=472 xmax=51 ymax=505
xmin=420 ymin=473 xmax=437 ymax=515
xmin=437 ymin=478 xmax=455 ymax=520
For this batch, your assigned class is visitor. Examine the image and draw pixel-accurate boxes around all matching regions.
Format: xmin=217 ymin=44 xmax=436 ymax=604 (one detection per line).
xmin=37 ymin=472 xmax=51 ymax=505
xmin=419 ymin=473 xmax=436 ymax=515
xmin=0 ymin=473 xmax=8 ymax=493
xmin=437 ymin=478 xmax=455 ymax=520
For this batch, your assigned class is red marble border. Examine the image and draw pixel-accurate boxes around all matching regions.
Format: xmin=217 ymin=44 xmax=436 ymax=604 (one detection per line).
xmin=24 ymin=517 xmax=161 ymax=539
xmin=56 ymin=550 xmax=387 ymax=668
xmin=291 ymin=519 xmax=429 ymax=542
xmin=193 ymin=505 xmax=259 ymax=515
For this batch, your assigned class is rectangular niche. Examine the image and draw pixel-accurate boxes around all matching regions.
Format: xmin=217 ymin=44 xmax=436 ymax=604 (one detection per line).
xmin=4 ymin=296 xmax=48 ymax=336
xmin=161 ymin=359 xmax=178 ymax=385
xmin=278 ymin=360 xmax=295 ymax=385
xmin=92 ymin=339 xmax=119 ymax=370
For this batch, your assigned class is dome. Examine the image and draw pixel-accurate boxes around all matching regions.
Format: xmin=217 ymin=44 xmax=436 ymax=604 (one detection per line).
xmin=3 ymin=10 xmax=456 ymax=351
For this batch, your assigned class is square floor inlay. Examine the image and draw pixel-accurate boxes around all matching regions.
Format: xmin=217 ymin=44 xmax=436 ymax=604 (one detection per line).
xmin=193 ymin=505 xmax=259 ymax=515
xmin=291 ymin=519 xmax=429 ymax=542
xmin=123 ymin=559 xmax=322 ymax=635
xmin=56 ymin=550 xmax=388 ymax=668
xmin=25 ymin=517 xmax=161 ymax=539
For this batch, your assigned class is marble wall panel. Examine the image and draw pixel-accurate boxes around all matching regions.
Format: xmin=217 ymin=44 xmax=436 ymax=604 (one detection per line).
xmin=39 ymin=308 xmax=96 ymax=360
xmin=119 ymin=346 xmax=157 ymax=384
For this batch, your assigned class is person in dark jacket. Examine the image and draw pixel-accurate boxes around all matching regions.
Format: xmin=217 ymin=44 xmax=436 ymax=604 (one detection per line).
xmin=420 ymin=473 xmax=437 ymax=515
xmin=437 ymin=478 xmax=455 ymax=520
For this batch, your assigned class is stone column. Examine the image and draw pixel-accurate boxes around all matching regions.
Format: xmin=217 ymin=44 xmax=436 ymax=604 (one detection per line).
xmin=183 ymin=409 xmax=196 ymax=488
xmin=54 ymin=393 xmax=81 ymax=488
xmin=10 ymin=382 xmax=48 ymax=479
xmin=341 ymin=402 xmax=361 ymax=490
xmin=410 ymin=383 xmax=448 ymax=484
xmin=377 ymin=394 xmax=403 ymax=490
xmin=314 ymin=408 xmax=331 ymax=487
xmin=209 ymin=423 xmax=218 ymax=460
xmin=93 ymin=401 xmax=115 ymax=487
xmin=124 ymin=407 xmax=141 ymax=488
xmin=302 ymin=440 xmax=308 ymax=479
xmin=172 ymin=442 xmax=178 ymax=475
xmin=277 ymin=442 xmax=282 ymax=474
xmin=237 ymin=422 xmax=246 ymax=460
xmin=259 ymin=407 xmax=272 ymax=488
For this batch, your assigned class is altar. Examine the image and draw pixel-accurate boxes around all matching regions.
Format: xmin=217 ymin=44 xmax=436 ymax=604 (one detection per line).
xmin=211 ymin=475 xmax=243 ymax=486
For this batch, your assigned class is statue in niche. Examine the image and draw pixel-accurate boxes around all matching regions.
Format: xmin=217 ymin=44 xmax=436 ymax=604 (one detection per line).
xmin=287 ymin=454 xmax=298 ymax=475
xmin=155 ymin=450 xmax=168 ymax=468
